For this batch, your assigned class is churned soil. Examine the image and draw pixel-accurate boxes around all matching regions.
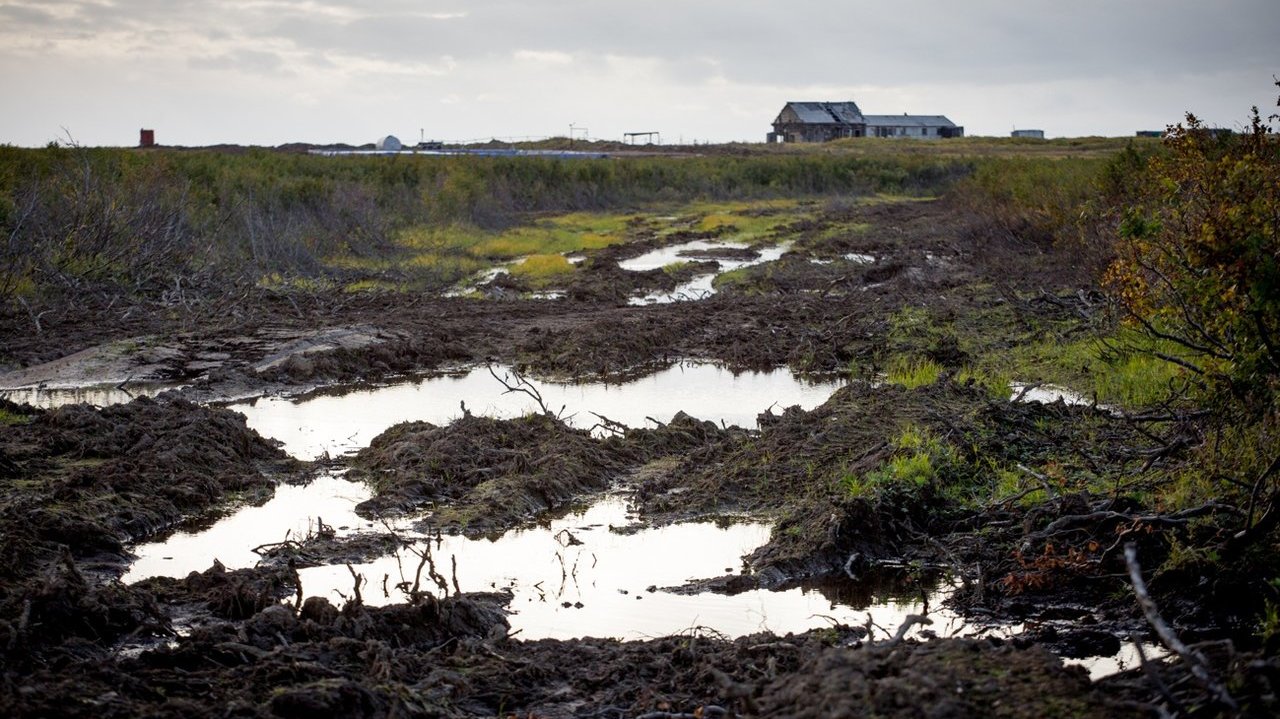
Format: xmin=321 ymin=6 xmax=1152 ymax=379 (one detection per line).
xmin=2 ymin=196 xmax=1276 ymax=717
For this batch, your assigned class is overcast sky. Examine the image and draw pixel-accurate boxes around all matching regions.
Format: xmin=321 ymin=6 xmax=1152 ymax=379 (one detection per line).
xmin=1 ymin=0 xmax=1276 ymax=146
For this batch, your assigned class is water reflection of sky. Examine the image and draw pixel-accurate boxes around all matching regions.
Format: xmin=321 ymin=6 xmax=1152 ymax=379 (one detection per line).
xmin=229 ymin=362 xmax=844 ymax=461
xmin=127 ymin=484 xmax=949 ymax=643
xmin=625 ymin=239 xmax=792 ymax=305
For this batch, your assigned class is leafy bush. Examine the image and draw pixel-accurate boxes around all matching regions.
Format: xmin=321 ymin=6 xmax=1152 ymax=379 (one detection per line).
xmin=1105 ymin=87 xmax=1280 ymax=410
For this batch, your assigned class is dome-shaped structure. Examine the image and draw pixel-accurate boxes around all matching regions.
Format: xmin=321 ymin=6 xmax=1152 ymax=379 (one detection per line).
xmin=375 ymin=135 xmax=402 ymax=151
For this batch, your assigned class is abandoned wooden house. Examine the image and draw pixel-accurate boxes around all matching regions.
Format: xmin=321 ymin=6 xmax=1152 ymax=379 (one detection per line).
xmin=769 ymin=102 xmax=963 ymax=142
xmin=768 ymin=102 xmax=866 ymax=143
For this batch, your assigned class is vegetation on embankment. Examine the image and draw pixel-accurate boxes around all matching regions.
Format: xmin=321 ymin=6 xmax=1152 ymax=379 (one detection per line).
xmin=0 ymin=138 xmax=1148 ymax=315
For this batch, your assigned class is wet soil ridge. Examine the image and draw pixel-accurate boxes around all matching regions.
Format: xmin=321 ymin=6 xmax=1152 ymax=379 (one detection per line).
xmin=0 ymin=397 xmax=299 ymax=663
xmin=0 ymin=398 xmax=295 ymax=573
xmin=3 ymin=610 xmax=1139 ymax=719
xmin=348 ymin=413 xmax=624 ymax=533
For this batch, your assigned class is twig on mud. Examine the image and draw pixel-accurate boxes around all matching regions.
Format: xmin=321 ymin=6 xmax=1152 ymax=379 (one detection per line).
xmin=1124 ymin=543 xmax=1236 ymax=711
xmin=1016 ymin=463 xmax=1057 ymax=499
xmin=450 ymin=554 xmax=461 ymax=595
xmin=16 ymin=296 xmax=50 ymax=334
xmin=587 ymin=411 xmax=629 ymax=436
xmin=636 ymin=710 xmax=727 ymax=719
xmin=1242 ymin=451 xmax=1280 ymax=534
xmin=1026 ymin=502 xmax=1238 ymax=546
xmin=346 ymin=563 xmax=363 ymax=607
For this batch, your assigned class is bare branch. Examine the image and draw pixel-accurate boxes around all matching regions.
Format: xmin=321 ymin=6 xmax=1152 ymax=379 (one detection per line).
xmin=1124 ymin=543 xmax=1236 ymax=711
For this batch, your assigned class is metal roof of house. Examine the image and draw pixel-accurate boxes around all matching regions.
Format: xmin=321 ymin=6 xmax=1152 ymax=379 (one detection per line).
xmin=863 ymin=115 xmax=957 ymax=128
xmin=782 ymin=101 xmax=865 ymax=125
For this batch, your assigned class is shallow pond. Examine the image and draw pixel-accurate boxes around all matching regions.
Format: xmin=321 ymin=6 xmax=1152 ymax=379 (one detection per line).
xmin=125 ymin=476 xmax=955 ymax=643
xmin=123 ymin=473 xmax=1152 ymax=677
xmin=623 ymin=240 xmax=792 ymax=305
xmin=230 ymin=362 xmax=843 ymax=461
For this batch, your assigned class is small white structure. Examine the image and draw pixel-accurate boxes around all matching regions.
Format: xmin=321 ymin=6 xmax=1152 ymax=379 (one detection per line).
xmin=1011 ymin=129 xmax=1045 ymax=139
xmin=375 ymin=135 xmax=403 ymax=151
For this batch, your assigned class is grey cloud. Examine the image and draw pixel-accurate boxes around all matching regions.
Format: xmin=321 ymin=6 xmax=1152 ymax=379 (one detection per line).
xmin=0 ymin=4 xmax=58 ymax=24
xmin=187 ymin=48 xmax=286 ymax=74
xmin=243 ymin=1 xmax=1280 ymax=89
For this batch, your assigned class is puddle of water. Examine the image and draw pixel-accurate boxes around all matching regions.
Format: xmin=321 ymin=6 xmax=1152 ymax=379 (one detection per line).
xmin=1067 ymin=640 xmax=1170 ymax=680
xmin=124 ymin=473 xmax=379 ymax=582
xmin=124 ymin=480 xmax=951 ymax=642
xmin=1010 ymin=382 xmax=1107 ymax=409
xmin=229 ymin=362 xmax=842 ymax=461
xmin=619 ymin=240 xmax=752 ymax=271
xmin=631 ymin=274 xmax=719 ymax=305
xmin=294 ymin=498 xmax=955 ymax=641
xmin=443 ymin=263 xmax=519 ymax=298
xmin=124 ymin=477 xmax=1155 ymax=668
xmin=0 ymin=382 xmax=182 ymax=409
xmin=626 ymin=241 xmax=792 ymax=305
xmin=845 ymin=253 xmax=876 ymax=264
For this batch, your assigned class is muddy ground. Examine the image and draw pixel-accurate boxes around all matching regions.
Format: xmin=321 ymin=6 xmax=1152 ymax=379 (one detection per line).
xmin=3 ymin=198 xmax=1278 ymax=716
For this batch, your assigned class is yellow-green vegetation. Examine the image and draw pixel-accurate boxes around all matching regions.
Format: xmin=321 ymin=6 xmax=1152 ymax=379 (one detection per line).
xmin=471 ymin=212 xmax=632 ymax=257
xmin=954 ymin=366 xmax=1013 ymax=400
xmin=973 ymin=329 xmax=1188 ymax=409
xmin=843 ymin=424 xmax=955 ymax=498
xmin=342 ymin=279 xmax=402 ymax=293
xmin=883 ymin=355 xmax=943 ymax=389
xmin=255 ymin=273 xmax=330 ymax=292
xmin=0 ymin=406 xmax=34 ymax=426
xmin=687 ymin=200 xmax=798 ymax=240
xmin=509 ymin=254 xmax=575 ymax=287
xmin=323 ymin=211 xmax=633 ymax=290
xmin=822 ymin=135 xmax=1154 ymax=160
xmin=711 ymin=266 xmax=751 ymax=289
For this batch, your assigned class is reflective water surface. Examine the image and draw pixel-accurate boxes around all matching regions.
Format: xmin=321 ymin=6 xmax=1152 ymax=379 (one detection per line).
xmin=125 ymin=481 xmax=956 ymax=643
xmin=623 ymin=240 xmax=792 ymax=305
xmin=230 ymin=362 xmax=843 ymax=461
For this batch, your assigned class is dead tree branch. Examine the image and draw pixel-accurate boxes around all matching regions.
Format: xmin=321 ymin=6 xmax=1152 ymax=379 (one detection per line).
xmin=1124 ymin=543 xmax=1236 ymax=711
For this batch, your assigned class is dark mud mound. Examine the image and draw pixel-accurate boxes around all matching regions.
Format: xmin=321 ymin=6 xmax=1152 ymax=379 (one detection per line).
xmin=1 ymin=550 xmax=171 ymax=666
xmin=631 ymin=382 xmax=975 ymax=578
xmin=0 ymin=397 xmax=296 ymax=578
xmin=607 ymin=410 xmax=747 ymax=463
xmin=135 ymin=561 xmax=299 ymax=620
xmin=258 ymin=333 xmax=473 ymax=384
xmin=759 ymin=638 xmax=1131 ymax=718
xmin=2 ymin=592 xmax=510 ymax=719
xmin=349 ymin=413 xmax=621 ymax=534
xmin=0 ymin=398 xmax=298 ymax=665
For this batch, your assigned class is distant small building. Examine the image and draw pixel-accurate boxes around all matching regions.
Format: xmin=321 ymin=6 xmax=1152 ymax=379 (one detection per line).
xmin=375 ymin=135 xmax=403 ymax=151
xmin=1135 ymin=130 xmax=1164 ymax=138
xmin=1011 ymin=129 xmax=1045 ymax=139
xmin=864 ymin=114 xmax=963 ymax=139
xmin=139 ymin=129 xmax=155 ymax=148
